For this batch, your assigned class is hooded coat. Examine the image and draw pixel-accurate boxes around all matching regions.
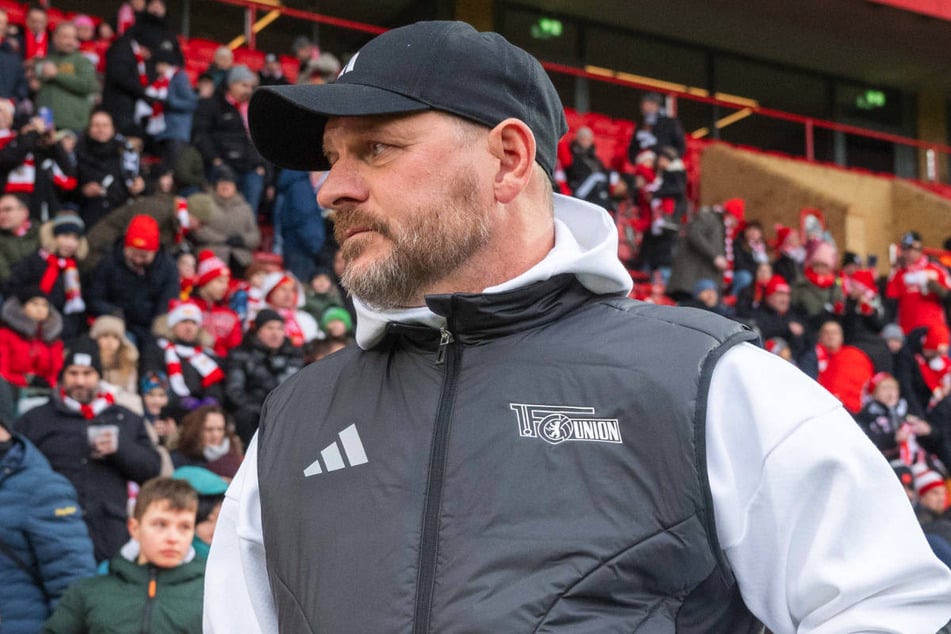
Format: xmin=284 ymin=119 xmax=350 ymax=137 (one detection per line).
xmin=0 ymin=296 xmax=63 ymax=388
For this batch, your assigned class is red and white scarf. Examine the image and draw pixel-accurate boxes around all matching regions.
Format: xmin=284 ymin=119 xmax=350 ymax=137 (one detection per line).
xmin=159 ymin=338 xmax=225 ymax=396
xmin=144 ymin=67 xmax=174 ymax=136
xmin=40 ymin=249 xmax=85 ymax=314
xmin=278 ymin=308 xmax=306 ymax=347
xmin=25 ymin=31 xmax=48 ymax=60
xmin=60 ymin=389 xmax=115 ymax=419
xmin=175 ymin=196 xmax=190 ymax=244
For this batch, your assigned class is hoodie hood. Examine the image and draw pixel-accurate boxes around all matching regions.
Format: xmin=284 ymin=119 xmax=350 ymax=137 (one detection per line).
xmin=353 ymin=194 xmax=632 ymax=349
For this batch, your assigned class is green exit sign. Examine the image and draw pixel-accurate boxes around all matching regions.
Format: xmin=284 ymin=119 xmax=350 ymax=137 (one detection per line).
xmin=856 ymin=90 xmax=886 ymax=110
xmin=531 ymin=18 xmax=563 ymax=39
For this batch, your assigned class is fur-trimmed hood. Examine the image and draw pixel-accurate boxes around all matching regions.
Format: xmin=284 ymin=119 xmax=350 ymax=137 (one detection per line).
xmin=0 ymin=296 xmax=62 ymax=342
xmin=39 ymin=220 xmax=90 ymax=261
xmin=151 ymin=313 xmax=217 ymax=349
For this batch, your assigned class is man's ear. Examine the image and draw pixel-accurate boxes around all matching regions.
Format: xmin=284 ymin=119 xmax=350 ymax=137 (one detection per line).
xmin=128 ymin=516 xmax=139 ymax=540
xmin=488 ymin=118 xmax=536 ymax=204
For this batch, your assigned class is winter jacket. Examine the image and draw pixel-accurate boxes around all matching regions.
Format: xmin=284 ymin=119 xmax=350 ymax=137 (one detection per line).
xmin=190 ymin=295 xmax=242 ymax=358
xmin=84 ymin=192 xmax=182 ymax=272
xmin=565 ymin=140 xmax=613 ymax=210
xmin=817 ymin=344 xmax=875 ymax=414
xmin=0 ymin=48 xmax=28 ymax=102
xmin=75 ymin=134 xmax=139 ymax=228
xmin=16 ymin=394 xmax=161 ymax=562
xmin=141 ymin=334 xmax=226 ymax=407
xmin=87 ymin=244 xmax=180 ymax=346
xmin=0 ymin=130 xmax=78 ymax=221
xmin=854 ymin=398 xmax=910 ymax=461
xmin=170 ymin=443 xmax=242 ymax=480
xmin=224 ymin=333 xmax=303 ymax=443
xmin=668 ymin=207 xmax=725 ymax=297
xmin=189 ymin=191 xmax=260 ymax=268
xmin=43 ymin=549 xmax=204 ymax=633
xmin=0 ymin=222 xmax=39 ymax=283
xmin=33 ymin=50 xmax=98 ymax=132
xmin=153 ymin=69 xmax=198 ymax=142
xmin=191 ymin=92 xmax=263 ymax=173
xmin=275 ymin=169 xmax=326 ymax=282
xmin=749 ymin=303 xmax=809 ymax=360
xmin=0 ymin=296 xmax=63 ymax=388
xmin=0 ymin=435 xmax=96 ymax=634
xmin=628 ymin=115 xmax=686 ymax=161
xmin=101 ymin=35 xmax=151 ymax=136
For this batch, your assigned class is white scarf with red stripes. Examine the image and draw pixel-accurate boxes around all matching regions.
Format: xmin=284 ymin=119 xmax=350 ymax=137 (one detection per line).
xmin=59 ymin=389 xmax=115 ymax=419
xmin=159 ymin=338 xmax=224 ymax=397
xmin=144 ymin=67 xmax=174 ymax=136
xmin=40 ymin=249 xmax=84 ymax=314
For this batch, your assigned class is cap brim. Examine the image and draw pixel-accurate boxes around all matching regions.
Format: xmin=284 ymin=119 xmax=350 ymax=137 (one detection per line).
xmin=249 ymin=84 xmax=431 ymax=171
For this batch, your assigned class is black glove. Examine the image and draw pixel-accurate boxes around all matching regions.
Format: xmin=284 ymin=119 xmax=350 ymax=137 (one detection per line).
xmin=225 ymin=234 xmax=245 ymax=248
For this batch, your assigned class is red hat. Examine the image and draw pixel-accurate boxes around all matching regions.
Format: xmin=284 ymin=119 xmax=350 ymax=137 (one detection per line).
xmin=912 ymin=463 xmax=946 ymax=498
xmin=924 ymin=324 xmax=951 ymax=352
xmin=773 ymin=224 xmax=793 ymax=250
xmin=125 ymin=215 xmax=160 ymax=252
xmin=722 ymin=198 xmax=745 ymax=223
xmin=765 ymin=275 xmax=791 ymax=297
xmin=196 ymin=249 xmax=230 ymax=287
xmin=867 ymin=371 xmax=896 ymax=395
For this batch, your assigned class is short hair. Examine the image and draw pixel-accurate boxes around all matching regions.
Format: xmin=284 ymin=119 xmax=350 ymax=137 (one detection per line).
xmin=134 ymin=477 xmax=198 ymax=520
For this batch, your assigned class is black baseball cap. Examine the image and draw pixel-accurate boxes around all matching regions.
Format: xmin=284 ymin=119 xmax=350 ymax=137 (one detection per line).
xmin=247 ymin=21 xmax=568 ymax=177
xmin=900 ymin=231 xmax=923 ymax=249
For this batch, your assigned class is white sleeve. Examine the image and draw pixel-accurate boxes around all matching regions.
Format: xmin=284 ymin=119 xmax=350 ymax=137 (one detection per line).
xmin=707 ymin=343 xmax=951 ymax=633
xmin=203 ymin=435 xmax=279 ymax=633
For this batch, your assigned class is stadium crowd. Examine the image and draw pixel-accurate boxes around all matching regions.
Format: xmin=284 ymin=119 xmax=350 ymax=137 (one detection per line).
xmin=0 ymin=1 xmax=949 ymax=631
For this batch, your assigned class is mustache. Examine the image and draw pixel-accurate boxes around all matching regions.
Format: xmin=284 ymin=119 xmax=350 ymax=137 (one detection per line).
xmin=332 ymin=208 xmax=393 ymax=242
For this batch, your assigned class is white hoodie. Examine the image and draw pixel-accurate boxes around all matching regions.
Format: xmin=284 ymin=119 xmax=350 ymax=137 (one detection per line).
xmin=205 ymin=195 xmax=951 ymax=633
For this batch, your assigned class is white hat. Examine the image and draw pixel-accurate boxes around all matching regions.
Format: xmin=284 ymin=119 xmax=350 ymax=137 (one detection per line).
xmin=168 ymin=301 xmax=203 ymax=328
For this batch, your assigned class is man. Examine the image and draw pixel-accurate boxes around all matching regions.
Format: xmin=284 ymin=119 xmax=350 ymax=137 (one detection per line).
xmin=0 ymin=419 xmax=96 ymax=633
xmin=0 ymin=11 xmax=28 ymax=104
xmin=627 ymin=91 xmax=686 ymax=162
xmin=886 ymin=230 xmax=951 ymax=340
xmin=87 ymin=214 xmax=180 ymax=346
xmin=16 ymin=340 xmax=162 ymax=561
xmin=258 ymin=52 xmax=289 ymax=87
xmin=205 ymin=21 xmax=951 ymax=632
xmin=191 ymin=65 xmax=267 ymax=212
xmin=750 ymin=274 xmax=808 ymax=360
xmin=0 ymin=193 xmax=40 ymax=283
xmin=667 ymin=201 xmax=739 ymax=301
xmin=17 ymin=5 xmax=50 ymax=61
xmin=101 ymin=26 xmax=153 ymax=137
xmin=32 ymin=23 xmax=98 ymax=133
xmin=814 ymin=318 xmax=875 ymax=414
xmin=190 ymin=249 xmax=242 ymax=357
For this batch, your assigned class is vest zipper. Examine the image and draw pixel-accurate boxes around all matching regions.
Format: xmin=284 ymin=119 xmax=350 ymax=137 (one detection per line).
xmin=413 ymin=326 xmax=461 ymax=634
xmin=140 ymin=565 xmax=157 ymax=634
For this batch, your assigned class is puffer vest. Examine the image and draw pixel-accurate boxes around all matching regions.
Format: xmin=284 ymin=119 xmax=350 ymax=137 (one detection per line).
xmin=258 ymin=275 xmax=761 ymax=632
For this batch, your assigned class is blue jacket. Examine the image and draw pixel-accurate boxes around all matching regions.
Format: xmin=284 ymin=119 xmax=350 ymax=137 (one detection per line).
xmin=155 ymin=70 xmax=198 ymax=142
xmin=276 ymin=170 xmax=326 ymax=250
xmin=0 ymin=435 xmax=96 ymax=634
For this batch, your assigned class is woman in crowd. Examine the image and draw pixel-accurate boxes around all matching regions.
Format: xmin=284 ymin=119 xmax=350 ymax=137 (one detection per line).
xmin=170 ymin=404 xmax=242 ymax=480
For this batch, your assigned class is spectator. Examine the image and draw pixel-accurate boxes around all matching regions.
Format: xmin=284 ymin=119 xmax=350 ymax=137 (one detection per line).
xmin=735 ymin=260 xmax=773 ymax=318
xmin=913 ymin=326 xmax=951 ymax=410
xmin=291 ymin=35 xmax=317 ymax=75
xmin=0 ymin=99 xmax=77 ymax=223
xmin=750 ymin=275 xmax=808 ymax=362
xmin=886 ymin=231 xmax=951 ymax=339
xmin=91 ymin=21 xmax=115 ymax=75
xmin=0 ymin=193 xmax=39 ymax=283
xmin=42 ymin=477 xmax=205 ymax=633
xmin=87 ymin=214 xmax=180 ymax=346
xmin=16 ymin=339 xmax=162 ymax=561
xmin=192 ymin=66 xmax=266 ymax=212
xmin=85 ymin=190 xmax=216 ymax=271
xmin=772 ymin=224 xmax=805 ymax=286
xmin=840 ymin=251 xmax=889 ymax=371
xmin=172 ymin=465 xmax=229 ymax=560
xmin=130 ymin=0 xmax=183 ymax=67
xmin=764 ymin=336 xmax=794 ymax=363
xmin=815 ymin=318 xmax=875 ymax=414
xmin=140 ymin=370 xmax=168 ymax=424
xmin=732 ymin=219 xmax=769 ymax=297
xmin=89 ymin=315 xmax=141 ymax=412
xmin=0 ymin=420 xmax=96 ymax=634
xmin=74 ymin=15 xmax=100 ymax=71
xmin=0 ymin=9 xmax=12 ymax=53
xmin=667 ymin=203 xmax=734 ymax=300
xmin=302 ymin=268 xmax=344 ymax=325
xmin=191 ymin=250 xmax=242 ymax=357
xmin=32 ymin=23 xmax=99 ymax=134
xmin=274 ymin=169 xmax=327 ymax=283
xmin=101 ymin=26 xmax=153 ymax=137
xmin=225 ymin=308 xmax=303 ymax=445
xmin=913 ymin=463 xmax=950 ymax=535
xmin=855 ymin=372 xmax=932 ymax=463
xmin=319 ymin=305 xmax=353 ymax=339
xmin=648 ymin=146 xmax=688 ymax=228
xmin=792 ymin=239 xmax=845 ymax=331
xmin=144 ymin=300 xmax=226 ymax=406
xmin=564 ymin=127 xmax=613 ymax=211
xmin=155 ymin=400 xmax=185 ymax=451
xmin=680 ymin=278 xmax=733 ymax=317
xmin=6 ymin=212 xmax=88 ymax=340
xmin=627 ymin=92 xmax=686 ymax=161
xmin=170 ymin=405 xmax=242 ymax=479
xmin=258 ymin=52 xmax=289 ymax=87
xmin=116 ymin=0 xmax=146 ymax=36
xmin=298 ymin=52 xmax=341 ymax=85
xmin=189 ymin=165 xmax=260 ymax=275
xmin=0 ymin=286 xmax=63 ymax=420
xmin=204 ymin=46 xmax=233 ymax=90
xmin=17 ymin=5 xmax=50 ymax=61
xmin=0 ymin=16 xmax=28 ymax=103
xmin=76 ymin=110 xmax=146 ymax=228
xmin=260 ymin=271 xmax=319 ymax=346
xmin=143 ymin=46 xmax=197 ymax=169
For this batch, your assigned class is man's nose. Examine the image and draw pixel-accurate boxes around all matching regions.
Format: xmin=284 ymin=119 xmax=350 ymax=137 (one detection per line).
xmin=317 ymin=158 xmax=368 ymax=210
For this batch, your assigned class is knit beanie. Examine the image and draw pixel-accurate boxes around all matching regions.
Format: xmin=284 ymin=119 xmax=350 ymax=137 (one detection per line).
xmin=196 ymin=250 xmax=230 ymax=287
xmin=62 ymin=337 xmax=102 ymax=377
xmin=253 ymin=308 xmax=284 ymax=330
xmin=912 ymin=463 xmax=946 ymax=498
xmin=13 ymin=284 xmax=49 ymax=305
xmin=89 ymin=315 xmax=128 ymax=342
xmin=140 ymin=370 xmax=169 ymax=395
xmin=227 ymin=64 xmax=256 ymax=85
xmin=320 ymin=306 xmax=353 ymax=332
xmin=125 ymin=215 xmax=160 ymax=252
xmin=923 ymin=325 xmax=951 ymax=352
xmin=262 ymin=272 xmax=296 ymax=304
xmin=765 ymin=275 xmax=791 ymax=298
xmin=167 ymin=300 xmax=203 ymax=328
xmin=186 ymin=193 xmax=217 ymax=224
xmin=692 ymin=278 xmax=717 ymax=298
xmin=880 ymin=323 xmax=905 ymax=344
xmin=722 ymin=198 xmax=745 ymax=224
xmin=51 ymin=213 xmax=85 ymax=237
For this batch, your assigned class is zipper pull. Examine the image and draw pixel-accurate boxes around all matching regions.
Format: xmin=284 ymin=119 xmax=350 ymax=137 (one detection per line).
xmin=148 ymin=567 xmax=157 ymax=598
xmin=435 ymin=328 xmax=454 ymax=366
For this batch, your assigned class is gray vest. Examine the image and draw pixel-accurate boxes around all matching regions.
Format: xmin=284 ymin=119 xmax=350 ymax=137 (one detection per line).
xmin=258 ymin=276 xmax=761 ymax=632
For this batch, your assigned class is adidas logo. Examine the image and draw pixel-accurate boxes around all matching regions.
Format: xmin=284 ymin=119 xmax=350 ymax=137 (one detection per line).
xmin=303 ymin=424 xmax=368 ymax=477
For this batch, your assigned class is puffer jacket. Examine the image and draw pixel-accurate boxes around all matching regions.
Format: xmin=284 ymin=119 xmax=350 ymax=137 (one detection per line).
xmin=0 ymin=296 xmax=63 ymax=388
xmin=191 ymin=91 xmax=263 ymax=173
xmin=0 ymin=434 xmax=96 ymax=634
xmin=43 ymin=550 xmax=204 ymax=633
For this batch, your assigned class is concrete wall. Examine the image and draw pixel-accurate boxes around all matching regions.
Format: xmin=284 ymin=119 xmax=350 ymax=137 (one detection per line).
xmin=699 ymin=143 xmax=951 ymax=271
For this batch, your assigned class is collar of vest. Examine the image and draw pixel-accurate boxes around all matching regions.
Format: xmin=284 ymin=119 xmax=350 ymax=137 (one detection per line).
xmin=379 ymin=274 xmax=607 ymax=349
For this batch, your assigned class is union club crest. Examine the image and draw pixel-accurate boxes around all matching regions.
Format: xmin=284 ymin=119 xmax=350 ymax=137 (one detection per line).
xmin=510 ymin=403 xmax=623 ymax=446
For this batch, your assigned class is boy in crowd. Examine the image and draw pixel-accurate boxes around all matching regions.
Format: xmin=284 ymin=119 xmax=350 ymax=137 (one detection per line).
xmin=43 ymin=477 xmax=205 ymax=633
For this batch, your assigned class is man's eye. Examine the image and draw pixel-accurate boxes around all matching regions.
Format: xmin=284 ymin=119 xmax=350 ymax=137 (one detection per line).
xmin=369 ymin=143 xmax=388 ymax=157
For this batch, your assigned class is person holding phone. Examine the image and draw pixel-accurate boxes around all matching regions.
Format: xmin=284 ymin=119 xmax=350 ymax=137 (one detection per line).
xmin=33 ymin=23 xmax=97 ymax=134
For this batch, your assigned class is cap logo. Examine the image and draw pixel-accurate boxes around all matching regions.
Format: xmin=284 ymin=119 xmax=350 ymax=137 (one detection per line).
xmin=338 ymin=52 xmax=358 ymax=79
xmin=74 ymin=353 xmax=92 ymax=367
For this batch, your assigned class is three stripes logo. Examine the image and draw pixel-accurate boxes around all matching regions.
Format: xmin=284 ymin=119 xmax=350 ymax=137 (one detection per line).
xmin=303 ymin=424 xmax=368 ymax=477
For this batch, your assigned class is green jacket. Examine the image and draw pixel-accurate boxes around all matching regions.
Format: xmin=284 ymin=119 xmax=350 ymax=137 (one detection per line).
xmin=43 ymin=553 xmax=205 ymax=633
xmin=0 ymin=223 xmax=39 ymax=283
xmin=34 ymin=50 xmax=98 ymax=133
